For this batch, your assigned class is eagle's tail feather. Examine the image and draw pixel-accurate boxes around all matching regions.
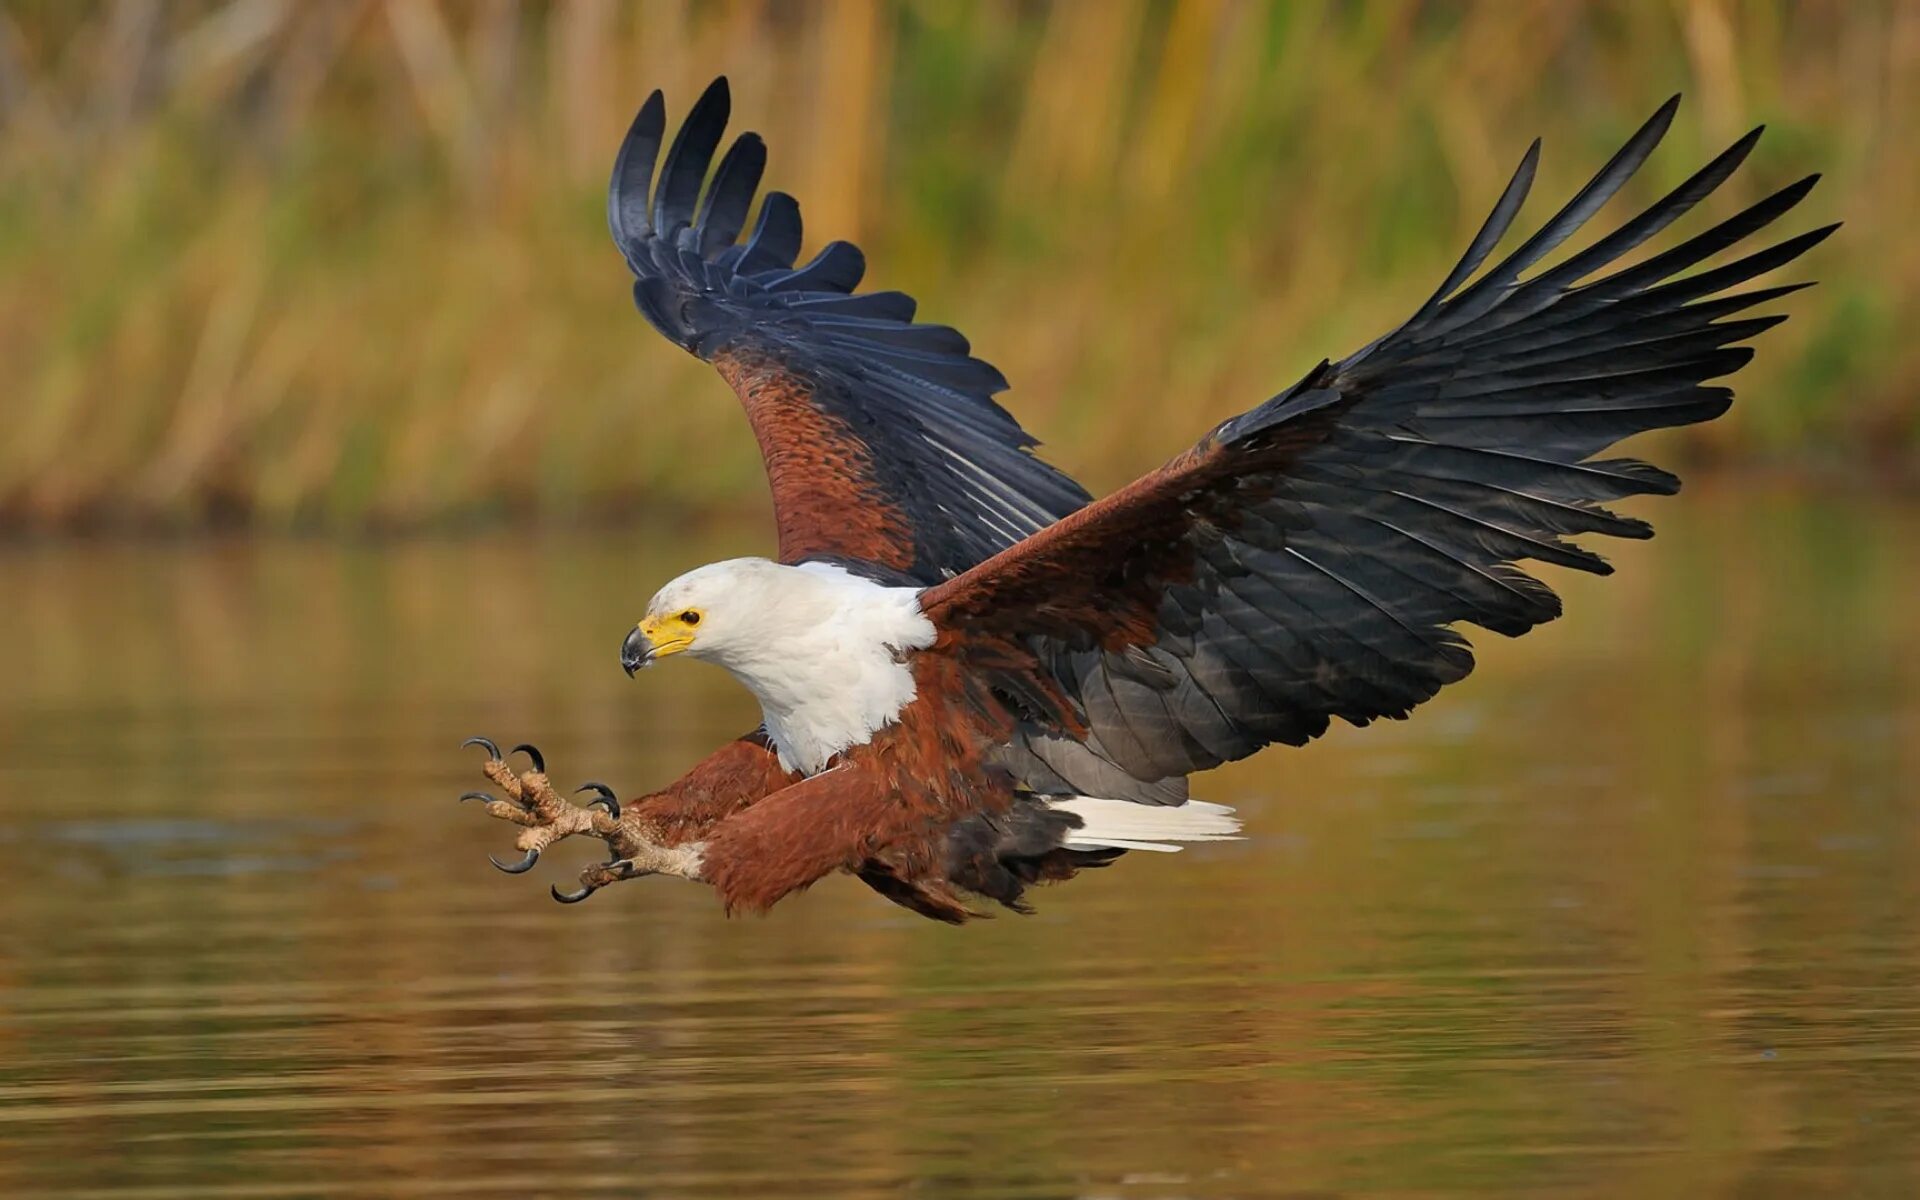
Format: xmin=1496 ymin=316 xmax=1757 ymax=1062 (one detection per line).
xmin=1050 ymin=797 xmax=1242 ymax=853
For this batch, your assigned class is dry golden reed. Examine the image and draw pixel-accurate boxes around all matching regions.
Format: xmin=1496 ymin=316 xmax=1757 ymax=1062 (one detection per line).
xmin=0 ymin=1 xmax=1910 ymax=530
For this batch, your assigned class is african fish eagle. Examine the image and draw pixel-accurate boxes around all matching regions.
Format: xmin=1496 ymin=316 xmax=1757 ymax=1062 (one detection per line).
xmin=462 ymin=77 xmax=1829 ymax=923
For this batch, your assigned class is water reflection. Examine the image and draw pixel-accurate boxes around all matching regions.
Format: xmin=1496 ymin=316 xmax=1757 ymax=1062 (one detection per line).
xmin=1 ymin=486 xmax=1916 ymax=1196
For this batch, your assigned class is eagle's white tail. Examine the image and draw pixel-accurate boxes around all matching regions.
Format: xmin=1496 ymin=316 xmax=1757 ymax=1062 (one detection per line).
xmin=1049 ymin=796 xmax=1242 ymax=853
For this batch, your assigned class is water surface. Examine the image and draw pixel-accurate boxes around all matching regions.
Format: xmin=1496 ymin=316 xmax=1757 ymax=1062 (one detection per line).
xmin=1 ymin=487 xmax=1917 ymax=1197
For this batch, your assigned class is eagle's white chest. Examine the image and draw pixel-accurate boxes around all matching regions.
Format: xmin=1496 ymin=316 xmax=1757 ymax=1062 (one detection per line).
xmin=703 ymin=563 xmax=937 ymax=775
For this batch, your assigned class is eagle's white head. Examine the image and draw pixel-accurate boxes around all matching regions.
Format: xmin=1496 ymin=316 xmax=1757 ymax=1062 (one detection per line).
xmin=620 ymin=558 xmax=937 ymax=774
xmin=623 ymin=557 xmax=826 ymax=673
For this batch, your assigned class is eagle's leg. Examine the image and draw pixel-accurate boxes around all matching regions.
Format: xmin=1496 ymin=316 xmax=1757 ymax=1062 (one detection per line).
xmin=460 ymin=736 xmax=699 ymax=903
xmin=553 ymin=838 xmax=706 ymax=904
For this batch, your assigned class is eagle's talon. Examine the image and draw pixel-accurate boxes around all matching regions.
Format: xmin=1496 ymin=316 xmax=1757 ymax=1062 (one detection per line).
xmin=551 ymin=882 xmax=597 ymax=904
xmin=489 ymin=848 xmax=540 ymax=875
xmin=600 ymin=859 xmax=650 ymax=882
xmin=463 ymin=738 xmax=645 ymax=878
xmin=576 ymin=781 xmax=621 ymax=818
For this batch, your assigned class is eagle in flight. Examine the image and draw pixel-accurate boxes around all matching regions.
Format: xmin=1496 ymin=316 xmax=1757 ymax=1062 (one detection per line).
xmin=464 ymin=77 xmax=1827 ymax=922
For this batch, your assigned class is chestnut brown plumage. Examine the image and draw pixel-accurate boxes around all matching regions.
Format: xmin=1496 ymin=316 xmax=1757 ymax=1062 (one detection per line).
xmin=465 ymin=79 xmax=1829 ymax=921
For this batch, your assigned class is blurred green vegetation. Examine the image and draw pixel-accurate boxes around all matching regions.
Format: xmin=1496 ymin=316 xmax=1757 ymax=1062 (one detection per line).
xmin=0 ymin=0 xmax=1910 ymax=530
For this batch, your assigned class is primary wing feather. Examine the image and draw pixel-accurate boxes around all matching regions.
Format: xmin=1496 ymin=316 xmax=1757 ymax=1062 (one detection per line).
xmin=610 ymin=78 xmax=1090 ymax=584
xmin=922 ymin=102 xmax=1831 ymax=787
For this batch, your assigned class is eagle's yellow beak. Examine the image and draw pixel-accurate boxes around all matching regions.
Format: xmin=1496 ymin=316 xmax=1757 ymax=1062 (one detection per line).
xmin=622 ymin=614 xmax=695 ymax=676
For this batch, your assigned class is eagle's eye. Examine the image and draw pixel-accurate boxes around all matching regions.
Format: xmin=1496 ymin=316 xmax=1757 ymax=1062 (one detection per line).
xmin=680 ymin=610 xmax=701 ymax=626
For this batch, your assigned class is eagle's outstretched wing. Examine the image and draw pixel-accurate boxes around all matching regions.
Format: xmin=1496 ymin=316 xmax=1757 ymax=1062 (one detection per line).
xmin=921 ymin=98 xmax=1833 ymax=785
xmin=610 ymin=78 xmax=1090 ymax=585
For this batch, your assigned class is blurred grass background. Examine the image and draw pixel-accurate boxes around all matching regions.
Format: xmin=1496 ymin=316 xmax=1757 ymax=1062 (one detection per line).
xmin=0 ymin=0 xmax=1909 ymax=531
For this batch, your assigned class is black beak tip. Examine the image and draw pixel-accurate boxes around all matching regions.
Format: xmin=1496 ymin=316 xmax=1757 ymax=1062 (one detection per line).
xmin=620 ymin=627 xmax=652 ymax=677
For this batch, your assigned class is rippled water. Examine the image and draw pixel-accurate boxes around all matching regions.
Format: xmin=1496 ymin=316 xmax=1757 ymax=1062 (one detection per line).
xmin=2 ymin=487 xmax=1917 ymax=1197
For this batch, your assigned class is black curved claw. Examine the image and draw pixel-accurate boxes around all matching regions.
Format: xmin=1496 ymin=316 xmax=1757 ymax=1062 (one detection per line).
xmin=457 ymin=790 xmax=497 ymax=804
xmin=462 ymin=736 xmax=503 ymax=760
xmin=489 ymin=847 xmax=540 ymax=875
xmin=510 ymin=743 xmax=546 ymax=774
xmin=551 ymin=882 xmax=597 ymax=904
xmin=576 ymin=781 xmax=620 ymax=818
